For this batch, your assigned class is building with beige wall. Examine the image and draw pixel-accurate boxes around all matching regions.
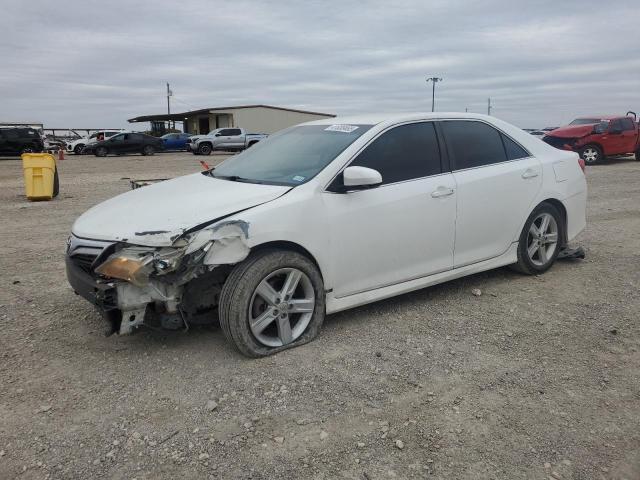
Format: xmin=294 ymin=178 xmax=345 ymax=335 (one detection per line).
xmin=128 ymin=104 xmax=335 ymax=135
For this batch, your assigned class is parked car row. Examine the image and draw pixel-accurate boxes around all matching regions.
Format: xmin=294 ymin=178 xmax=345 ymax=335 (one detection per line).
xmin=58 ymin=128 xmax=267 ymax=157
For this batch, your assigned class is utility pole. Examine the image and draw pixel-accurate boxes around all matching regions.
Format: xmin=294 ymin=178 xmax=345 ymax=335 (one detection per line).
xmin=425 ymin=77 xmax=442 ymax=112
xmin=166 ymin=82 xmax=173 ymax=130
xmin=487 ymin=97 xmax=492 ymax=116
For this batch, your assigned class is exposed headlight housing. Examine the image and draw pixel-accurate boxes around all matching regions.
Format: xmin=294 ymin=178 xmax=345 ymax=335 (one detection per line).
xmin=95 ymin=247 xmax=186 ymax=287
xmin=95 ymin=251 xmax=154 ymax=287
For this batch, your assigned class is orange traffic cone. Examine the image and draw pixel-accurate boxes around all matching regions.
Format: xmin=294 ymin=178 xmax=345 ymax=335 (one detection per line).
xmin=58 ymin=146 xmax=65 ymax=161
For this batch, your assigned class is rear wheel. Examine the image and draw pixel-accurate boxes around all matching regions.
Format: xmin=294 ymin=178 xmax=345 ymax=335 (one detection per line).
xmin=579 ymin=144 xmax=603 ymax=165
xmin=512 ymin=203 xmax=563 ymax=275
xmin=95 ymin=146 xmax=108 ymax=157
xmin=219 ymin=250 xmax=325 ymax=357
xmin=635 ymin=146 xmax=640 ymax=161
xmin=19 ymin=145 xmax=34 ymax=155
xmin=142 ymin=145 xmax=155 ymax=156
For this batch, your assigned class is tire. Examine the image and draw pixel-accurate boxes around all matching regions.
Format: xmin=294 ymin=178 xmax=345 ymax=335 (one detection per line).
xmin=19 ymin=145 xmax=34 ymax=155
xmin=53 ymin=168 xmax=59 ymax=198
xmin=512 ymin=203 xmax=564 ymax=275
xmin=142 ymin=145 xmax=155 ymax=156
xmin=578 ymin=144 xmax=603 ymax=165
xmin=219 ymin=249 xmax=325 ymax=357
xmin=95 ymin=146 xmax=108 ymax=157
xmin=635 ymin=147 xmax=640 ymax=161
xmin=74 ymin=144 xmax=84 ymax=155
xmin=198 ymin=143 xmax=212 ymax=155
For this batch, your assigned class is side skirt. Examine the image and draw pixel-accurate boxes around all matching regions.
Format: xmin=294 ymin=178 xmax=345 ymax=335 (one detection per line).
xmin=325 ymin=243 xmax=518 ymax=314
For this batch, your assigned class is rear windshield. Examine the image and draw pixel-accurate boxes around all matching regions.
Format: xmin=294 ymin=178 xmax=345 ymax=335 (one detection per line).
xmin=211 ymin=124 xmax=372 ymax=186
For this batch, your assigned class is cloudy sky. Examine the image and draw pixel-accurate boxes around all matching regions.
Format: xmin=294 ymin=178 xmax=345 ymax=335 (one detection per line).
xmin=2 ymin=0 xmax=639 ymax=129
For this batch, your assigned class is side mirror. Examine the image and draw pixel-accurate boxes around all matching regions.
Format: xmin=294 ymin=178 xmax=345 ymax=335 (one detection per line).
xmin=342 ymin=166 xmax=382 ymax=190
xmin=215 ymin=133 xmax=222 ymax=137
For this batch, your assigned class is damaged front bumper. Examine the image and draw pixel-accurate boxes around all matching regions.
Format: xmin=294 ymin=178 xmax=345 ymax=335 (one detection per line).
xmin=65 ymin=220 xmax=251 ymax=335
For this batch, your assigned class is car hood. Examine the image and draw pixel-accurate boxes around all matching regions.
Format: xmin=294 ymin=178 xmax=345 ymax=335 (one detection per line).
xmin=72 ymin=172 xmax=291 ymax=246
xmin=547 ymin=124 xmax=595 ymax=138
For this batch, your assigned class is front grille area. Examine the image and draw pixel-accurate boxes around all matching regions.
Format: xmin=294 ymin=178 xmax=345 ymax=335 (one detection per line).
xmin=71 ymin=252 xmax=99 ymax=274
xmin=67 ymin=236 xmax=114 ymax=275
xmin=543 ymin=135 xmax=576 ymax=149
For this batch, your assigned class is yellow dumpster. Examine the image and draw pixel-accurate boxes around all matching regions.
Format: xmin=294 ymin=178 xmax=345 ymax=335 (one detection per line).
xmin=21 ymin=153 xmax=59 ymax=201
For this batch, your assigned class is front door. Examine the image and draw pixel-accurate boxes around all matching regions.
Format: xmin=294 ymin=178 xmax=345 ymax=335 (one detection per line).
xmin=324 ymin=121 xmax=456 ymax=298
xmin=605 ymin=118 xmax=638 ymax=155
xmin=440 ymin=120 xmax=542 ymax=267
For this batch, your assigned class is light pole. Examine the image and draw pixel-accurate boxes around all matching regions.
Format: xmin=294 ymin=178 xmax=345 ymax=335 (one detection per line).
xmin=426 ymin=77 xmax=442 ymax=112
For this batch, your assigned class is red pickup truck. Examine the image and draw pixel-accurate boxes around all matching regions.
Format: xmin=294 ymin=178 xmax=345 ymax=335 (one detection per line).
xmin=542 ymin=113 xmax=640 ymax=164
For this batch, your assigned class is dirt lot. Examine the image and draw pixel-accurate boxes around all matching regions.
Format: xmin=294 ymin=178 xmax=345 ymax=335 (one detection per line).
xmin=0 ymin=151 xmax=639 ymax=480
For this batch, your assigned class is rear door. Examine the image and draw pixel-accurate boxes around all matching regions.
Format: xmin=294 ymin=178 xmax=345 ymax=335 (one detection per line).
xmin=324 ymin=121 xmax=457 ymax=297
xmin=441 ymin=120 xmax=542 ymax=267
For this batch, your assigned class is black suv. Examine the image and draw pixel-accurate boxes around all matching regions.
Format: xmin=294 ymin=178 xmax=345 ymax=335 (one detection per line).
xmin=84 ymin=132 xmax=164 ymax=157
xmin=0 ymin=127 xmax=44 ymax=156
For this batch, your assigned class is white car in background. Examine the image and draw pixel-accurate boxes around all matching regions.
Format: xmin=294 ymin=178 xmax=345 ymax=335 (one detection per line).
xmin=66 ymin=130 xmax=124 ymax=154
xmin=66 ymin=113 xmax=587 ymax=357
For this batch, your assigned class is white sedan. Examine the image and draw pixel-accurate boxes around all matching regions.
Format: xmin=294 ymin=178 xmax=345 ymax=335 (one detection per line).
xmin=66 ymin=113 xmax=587 ymax=357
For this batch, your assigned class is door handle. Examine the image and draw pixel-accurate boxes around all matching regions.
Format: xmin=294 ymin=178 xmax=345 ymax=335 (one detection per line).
xmin=522 ymin=169 xmax=539 ymax=179
xmin=431 ymin=187 xmax=455 ymax=198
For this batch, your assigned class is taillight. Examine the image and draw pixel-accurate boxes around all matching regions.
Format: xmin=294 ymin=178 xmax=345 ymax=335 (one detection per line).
xmin=578 ymin=158 xmax=586 ymax=173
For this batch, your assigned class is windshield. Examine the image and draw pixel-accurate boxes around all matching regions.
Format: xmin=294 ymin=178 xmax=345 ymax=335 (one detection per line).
xmin=569 ymin=118 xmax=602 ymax=125
xmin=211 ymin=124 xmax=372 ymax=186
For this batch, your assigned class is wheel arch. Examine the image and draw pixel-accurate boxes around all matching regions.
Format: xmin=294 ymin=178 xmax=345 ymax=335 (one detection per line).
xmin=533 ymin=198 xmax=568 ymax=246
xmin=249 ymin=240 xmax=325 ymax=281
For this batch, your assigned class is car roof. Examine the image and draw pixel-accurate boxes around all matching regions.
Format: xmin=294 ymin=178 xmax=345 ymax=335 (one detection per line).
xmin=302 ymin=112 xmax=500 ymax=127
xmin=575 ymin=115 xmax=626 ymax=121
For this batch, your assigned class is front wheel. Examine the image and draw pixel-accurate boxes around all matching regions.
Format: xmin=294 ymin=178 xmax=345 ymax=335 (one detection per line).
xmin=512 ymin=203 xmax=564 ymax=275
xmin=74 ymin=144 xmax=84 ymax=155
xmin=579 ymin=144 xmax=603 ymax=165
xmin=142 ymin=145 xmax=155 ymax=156
xmin=95 ymin=146 xmax=108 ymax=157
xmin=198 ymin=143 xmax=212 ymax=155
xmin=218 ymin=250 xmax=325 ymax=357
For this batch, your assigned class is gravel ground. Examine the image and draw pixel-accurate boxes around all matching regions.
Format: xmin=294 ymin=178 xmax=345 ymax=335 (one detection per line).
xmin=0 ymin=152 xmax=639 ymax=480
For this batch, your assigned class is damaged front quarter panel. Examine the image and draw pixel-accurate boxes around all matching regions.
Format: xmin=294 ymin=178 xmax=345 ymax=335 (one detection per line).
xmin=97 ymin=219 xmax=251 ymax=335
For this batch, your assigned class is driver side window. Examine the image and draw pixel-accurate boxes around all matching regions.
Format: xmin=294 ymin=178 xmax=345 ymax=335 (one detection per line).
xmin=348 ymin=122 xmax=442 ymax=185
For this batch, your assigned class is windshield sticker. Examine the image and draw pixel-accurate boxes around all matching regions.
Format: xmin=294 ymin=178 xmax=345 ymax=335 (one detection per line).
xmin=292 ymin=175 xmax=306 ymax=182
xmin=325 ymin=124 xmax=359 ymax=133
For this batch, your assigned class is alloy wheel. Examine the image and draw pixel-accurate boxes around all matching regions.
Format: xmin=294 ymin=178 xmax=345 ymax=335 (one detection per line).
xmin=248 ymin=268 xmax=315 ymax=347
xmin=527 ymin=212 xmax=559 ymax=266
xmin=582 ymin=147 xmax=599 ymax=164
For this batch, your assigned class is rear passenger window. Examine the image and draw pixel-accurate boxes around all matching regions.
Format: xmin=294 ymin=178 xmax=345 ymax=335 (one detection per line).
xmin=442 ymin=121 xmax=507 ymax=170
xmin=501 ymin=134 xmax=530 ymax=160
xmin=349 ymin=122 xmax=441 ymax=185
